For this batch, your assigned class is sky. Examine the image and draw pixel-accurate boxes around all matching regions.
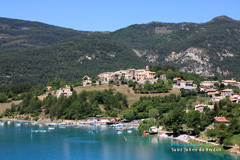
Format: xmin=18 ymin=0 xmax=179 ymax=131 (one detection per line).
xmin=0 ymin=0 xmax=239 ymax=31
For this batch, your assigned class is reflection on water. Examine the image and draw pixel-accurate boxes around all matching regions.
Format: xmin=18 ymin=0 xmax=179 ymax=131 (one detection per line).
xmin=0 ymin=122 xmax=238 ymax=160
xmin=63 ymin=139 xmax=70 ymax=160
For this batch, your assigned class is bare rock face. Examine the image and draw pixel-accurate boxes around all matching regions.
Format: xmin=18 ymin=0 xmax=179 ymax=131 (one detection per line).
xmin=146 ymin=55 xmax=159 ymax=63
xmin=132 ymin=49 xmax=147 ymax=57
xmin=165 ymin=47 xmax=214 ymax=77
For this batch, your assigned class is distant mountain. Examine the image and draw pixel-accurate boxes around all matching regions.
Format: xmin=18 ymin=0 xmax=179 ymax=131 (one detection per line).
xmin=0 ymin=16 xmax=240 ymax=85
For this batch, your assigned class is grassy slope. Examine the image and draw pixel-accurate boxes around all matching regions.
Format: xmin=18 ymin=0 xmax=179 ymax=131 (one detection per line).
xmin=231 ymin=134 xmax=240 ymax=145
xmin=74 ymin=84 xmax=180 ymax=105
xmin=0 ymin=100 xmax=21 ymax=114
xmin=0 ymin=85 xmax=180 ymax=114
xmin=0 ymin=93 xmax=48 ymax=114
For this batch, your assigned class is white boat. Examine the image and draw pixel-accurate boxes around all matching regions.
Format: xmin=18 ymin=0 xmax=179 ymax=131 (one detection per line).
xmin=116 ymin=124 xmax=125 ymax=127
xmin=49 ymin=123 xmax=58 ymax=127
xmin=48 ymin=127 xmax=55 ymax=130
xmin=0 ymin=122 xmax=4 ymax=126
xmin=15 ymin=123 xmax=21 ymax=127
xmin=117 ymin=131 xmax=122 ymax=134
xmin=39 ymin=124 xmax=43 ymax=127
xmin=110 ymin=123 xmax=125 ymax=128
xmin=127 ymin=130 xmax=132 ymax=133
xmin=7 ymin=121 xmax=11 ymax=125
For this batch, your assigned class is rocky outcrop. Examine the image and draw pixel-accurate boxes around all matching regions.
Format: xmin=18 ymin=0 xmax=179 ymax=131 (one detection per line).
xmin=165 ymin=47 xmax=214 ymax=77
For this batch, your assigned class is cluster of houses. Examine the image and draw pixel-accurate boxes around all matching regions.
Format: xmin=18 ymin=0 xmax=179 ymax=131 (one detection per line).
xmin=172 ymin=77 xmax=197 ymax=89
xmin=173 ymin=77 xmax=240 ymax=103
xmin=56 ymin=85 xmax=72 ymax=98
xmin=194 ymin=104 xmax=214 ymax=113
xmin=98 ymin=66 xmax=160 ymax=84
xmin=46 ymin=85 xmax=73 ymax=98
xmin=200 ymin=79 xmax=240 ymax=103
xmin=81 ymin=66 xmax=167 ymax=86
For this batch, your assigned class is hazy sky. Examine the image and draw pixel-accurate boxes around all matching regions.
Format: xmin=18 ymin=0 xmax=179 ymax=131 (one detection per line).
xmin=1 ymin=0 xmax=239 ymax=31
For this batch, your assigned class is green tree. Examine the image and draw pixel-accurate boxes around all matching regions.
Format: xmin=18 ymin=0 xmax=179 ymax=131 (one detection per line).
xmin=163 ymin=107 xmax=185 ymax=135
xmin=148 ymin=108 xmax=159 ymax=119
xmin=223 ymin=137 xmax=233 ymax=147
xmin=186 ymin=110 xmax=201 ymax=136
xmin=0 ymin=93 xmax=8 ymax=103
xmin=121 ymin=109 xmax=135 ymax=121
xmin=216 ymin=123 xmax=229 ymax=144
xmin=138 ymin=118 xmax=156 ymax=133
xmin=206 ymin=129 xmax=217 ymax=141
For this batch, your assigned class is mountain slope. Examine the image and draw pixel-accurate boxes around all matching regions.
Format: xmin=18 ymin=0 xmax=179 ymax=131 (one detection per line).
xmin=0 ymin=16 xmax=240 ymax=85
xmin=112 ymin=16 xmax=240 ymax=77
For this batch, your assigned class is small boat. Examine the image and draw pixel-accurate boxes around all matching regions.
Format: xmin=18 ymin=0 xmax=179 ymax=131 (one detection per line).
xmin=117 ymin=131 xmax=122 ymax=134
xmin=39 ymin=124 xmax=43 ymax=127
xmin=110 ymin=123 xmax=125 ymax=128
xmin=0 ymin=122 xmax=4 ymax=126
xmin=106 ymin=121 xmax=119 ymax=125
xmin=127 ymin=130 xmax=132 ymax=133
xmin=32 ymin=130 xmax=47 ymax=133
xmin=149 ymin=126 xmax=158 ymax=135
xmin=47 ymin=123 xmax=57 ymax=127
xmin=7 ymin=121 xmax=11 ymax=125
xmin=47 ymin=123 xmax=57 ymax=130
xmin=143 ymin=132 xmax=149 ymax=137
xmin=15 ymin=123 xmax=21 ymax=127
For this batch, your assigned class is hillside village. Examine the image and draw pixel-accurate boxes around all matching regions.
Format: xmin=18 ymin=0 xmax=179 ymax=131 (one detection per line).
xmin=51 ymin=66 xmax=167 ymax=97
xmin=52 ymin=66 xmax=240 ymax=107
xmin=45 ymin=66 xmax=240 ymax=139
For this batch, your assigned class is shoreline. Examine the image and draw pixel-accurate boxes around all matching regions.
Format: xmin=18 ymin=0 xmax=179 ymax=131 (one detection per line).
xmin=0 ymin=118 xmax=62 ymax=124
xmin=0 ymin=117 xmax=140 ymax=127
xmin=157 ymin=131 xmax=240 ymax=155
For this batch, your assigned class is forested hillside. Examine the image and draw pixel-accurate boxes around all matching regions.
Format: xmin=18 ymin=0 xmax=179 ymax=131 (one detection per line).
xmin=0 ymin=16 xmax=240 ymax=86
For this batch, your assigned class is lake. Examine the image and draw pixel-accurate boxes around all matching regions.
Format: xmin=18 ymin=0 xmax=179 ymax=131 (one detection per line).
xmin=0 ymin=121 xmax=238 ymax=160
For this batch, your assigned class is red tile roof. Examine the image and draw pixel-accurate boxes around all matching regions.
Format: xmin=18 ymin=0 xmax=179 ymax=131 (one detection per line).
xmin=214 ymin=117 xmax=229 ymax=123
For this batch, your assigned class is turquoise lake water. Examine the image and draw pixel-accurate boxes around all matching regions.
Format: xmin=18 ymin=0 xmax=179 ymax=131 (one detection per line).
xmin=0 ymin=122 xmax=238 ymax=160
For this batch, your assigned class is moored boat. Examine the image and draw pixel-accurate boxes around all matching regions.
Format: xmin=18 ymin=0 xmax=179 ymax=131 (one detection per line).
xmin=143 ymin=132 xmax=149 ymax=136
xmin=48 ymin=127 xmax=55 ymax=130
xmin=0 ymin=121 xmax=4 ymax=126
xmin=106 ymin=121 xmax=119 ymax=125
xmin=127 ymin=130 xmax=132 ymax=133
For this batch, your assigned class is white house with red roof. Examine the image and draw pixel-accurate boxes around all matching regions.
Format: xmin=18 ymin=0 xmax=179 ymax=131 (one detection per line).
xmin=214 ymin=117 xmax=230 ymax=126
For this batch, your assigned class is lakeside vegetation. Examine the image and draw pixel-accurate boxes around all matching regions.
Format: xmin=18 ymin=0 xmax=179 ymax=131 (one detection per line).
xmin=3 ymin=89 xmax=128 ymax=120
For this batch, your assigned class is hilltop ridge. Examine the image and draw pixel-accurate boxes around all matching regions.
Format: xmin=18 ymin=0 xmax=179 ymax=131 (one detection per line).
xmin=0 ymin=16 xmax=240 ymax=85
